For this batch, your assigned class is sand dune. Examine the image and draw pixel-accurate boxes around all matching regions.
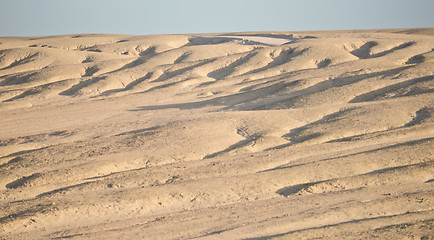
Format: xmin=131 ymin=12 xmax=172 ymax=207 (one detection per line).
xmin=0 ymin=29 xmax=433 ymax=239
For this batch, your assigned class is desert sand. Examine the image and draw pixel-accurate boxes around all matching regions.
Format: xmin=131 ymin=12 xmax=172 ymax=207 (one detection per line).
xmin=0 ymin=28 xmax=433 ymax=239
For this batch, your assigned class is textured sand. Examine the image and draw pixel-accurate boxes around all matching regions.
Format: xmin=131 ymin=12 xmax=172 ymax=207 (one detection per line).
xmin=0 ymin=29 xmax=433 ymax=239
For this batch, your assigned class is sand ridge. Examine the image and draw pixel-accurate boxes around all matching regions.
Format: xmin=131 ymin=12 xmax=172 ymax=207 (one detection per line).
xmin=0 ymin=29 xmax=433 ymax=239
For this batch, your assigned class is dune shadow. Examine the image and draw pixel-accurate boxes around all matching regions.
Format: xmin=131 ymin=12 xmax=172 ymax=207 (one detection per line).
xmin=276 ymin=182 xmax=317 ymax=197
xmin=252 ymin=65 xmax=412 ymax=110
xmin=349 ymin=75 xmax=434 ymax=103
xmin=131 ymin=81 xmax=291 ymax=111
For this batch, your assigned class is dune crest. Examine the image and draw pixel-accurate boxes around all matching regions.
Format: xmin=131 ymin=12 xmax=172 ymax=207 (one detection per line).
xmin=0 ymin=29 xmax=433 ymax=239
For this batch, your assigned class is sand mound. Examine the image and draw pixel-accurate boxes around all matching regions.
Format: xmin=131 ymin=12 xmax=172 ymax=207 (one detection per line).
xmin=0 ymin=29 xmax=433 ymax=239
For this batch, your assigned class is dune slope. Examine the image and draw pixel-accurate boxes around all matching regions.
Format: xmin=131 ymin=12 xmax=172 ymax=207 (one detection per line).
xmin=0 ymin=29 xmax=433 ymax=239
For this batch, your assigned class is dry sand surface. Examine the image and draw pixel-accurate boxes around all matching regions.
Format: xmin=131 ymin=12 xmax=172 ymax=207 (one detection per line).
xmin=0 ymin=28 xmax=433 ymax=239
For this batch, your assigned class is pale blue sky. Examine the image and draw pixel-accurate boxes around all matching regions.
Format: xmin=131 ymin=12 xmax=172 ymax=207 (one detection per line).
xmin=0 ymin=0 xmax=433 ymax=37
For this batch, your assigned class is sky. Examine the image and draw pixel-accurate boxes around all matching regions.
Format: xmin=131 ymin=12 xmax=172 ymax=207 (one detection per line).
xmin=0 ymin=0 xmax=433 ymax=37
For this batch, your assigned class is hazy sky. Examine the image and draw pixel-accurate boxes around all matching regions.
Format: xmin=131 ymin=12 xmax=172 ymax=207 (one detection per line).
xmin=1 ymin=0 xmax=433 ymax=36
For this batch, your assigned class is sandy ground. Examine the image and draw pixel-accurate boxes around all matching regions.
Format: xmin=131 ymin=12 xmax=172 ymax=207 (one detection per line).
xmin=0 ymin=28 xmax=433 ymax=239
